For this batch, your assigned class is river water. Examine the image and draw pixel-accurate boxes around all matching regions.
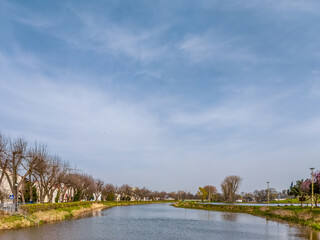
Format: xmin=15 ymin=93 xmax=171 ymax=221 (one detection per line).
xmin=0 ymin=203 xmax=319 ymax=240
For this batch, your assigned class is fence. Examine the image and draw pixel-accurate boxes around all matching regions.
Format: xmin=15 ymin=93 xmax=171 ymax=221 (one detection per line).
xmin=0 ymin=203 xmax=40 ymax=225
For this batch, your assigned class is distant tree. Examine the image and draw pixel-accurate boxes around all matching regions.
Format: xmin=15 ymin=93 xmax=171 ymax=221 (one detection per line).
xmin=204 ymin=185 xmax=217 ymax=201
xmin=93 ymin=179 xmax=104 ymax=201
xmin=242 ymin=192 xmax=254 ymax=202
xmin=101 ymin=184 xmax=116 ymax=201
xmin=288 ymin=179 xmax=308 ymax=207
xmin=221 ymin=175 xmax=242 ymax=202
xmin=279 ymin=189 xmax=289 ymax=199
xmin=118 ymin=184 xmax=132 ymax=201
xmin=253 ymin=188 xmax=277 ymax=202
xmin=212 ymin=192 xmax=223 ymax=202
xmin=197 ymin=187 xmax=208 ymax=202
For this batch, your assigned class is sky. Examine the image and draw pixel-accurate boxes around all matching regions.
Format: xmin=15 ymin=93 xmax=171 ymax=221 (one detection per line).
xmin=1 ymin=0 xmax=320 ymax=193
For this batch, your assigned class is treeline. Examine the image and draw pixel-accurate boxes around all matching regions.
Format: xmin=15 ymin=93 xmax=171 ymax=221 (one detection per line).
xmin=0 ymin=132 xmax=197 ymax=204
xmin=288 ymin=170 xmax=320 ymax=206
xmin=197 ymin=175 xmax=243 ymax=202
xmin=197 ymin=175 xmax=289 ymax=203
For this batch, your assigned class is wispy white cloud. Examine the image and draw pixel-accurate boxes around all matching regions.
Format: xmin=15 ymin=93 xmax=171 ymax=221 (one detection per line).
xmin=201 ymin=0 xmax=320 ymax=14
xmin=59 ymin=10 xmax=168 ymax=62
xmin=179 ymin=31 xmax=261 ymax=63
xmin=0 ymin=51 xmax=166 ymax=161
xmin=2 ymin=0 xmax=320 ymax=192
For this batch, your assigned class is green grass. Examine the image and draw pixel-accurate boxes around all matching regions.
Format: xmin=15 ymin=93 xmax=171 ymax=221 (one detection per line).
xmin=20 ymin=201 xmax=94 ymax=214
xmin=174 ymin=202 xmax=320 ymax=231
xmin=0 ymin=215 xmax=25 ymax=223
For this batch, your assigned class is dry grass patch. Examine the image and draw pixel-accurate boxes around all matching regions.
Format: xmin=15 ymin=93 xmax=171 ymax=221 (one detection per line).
xmin=34 ymin=210 xmax=70 ymax=223
xmin=259 ymin=207 xmax=269 ymax=212
xmin=0 ymin=216 xmax=32 ymax=230
xmin=271 ymin=209 xmax=295 ymax=218
xmin=297 ymin=212 xmax=313 ymax=221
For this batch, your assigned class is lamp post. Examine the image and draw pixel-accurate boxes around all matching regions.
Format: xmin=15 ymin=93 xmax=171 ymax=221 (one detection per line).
xmin=310 ymin=168 xmax=315 ymax=209
xmin=267 ymin=182 xmax=270 ymax=207
xmin=15 ymin=182 xmax=18 ymax=211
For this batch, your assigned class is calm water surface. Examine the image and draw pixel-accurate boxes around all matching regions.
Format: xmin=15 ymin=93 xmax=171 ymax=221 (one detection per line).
xmin=0 ymin=203 xmax=319 ymax=240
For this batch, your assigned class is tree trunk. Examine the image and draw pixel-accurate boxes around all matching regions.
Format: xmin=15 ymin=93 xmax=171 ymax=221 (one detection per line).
xmin=29 ymin=172 xmax=33 ymax=202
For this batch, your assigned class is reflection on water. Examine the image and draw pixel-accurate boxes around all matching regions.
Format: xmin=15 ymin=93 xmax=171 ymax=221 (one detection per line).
xmin=75 ymin=209 xmax=102 ymax=219
xmin=221 ymin=212 xmax=238 ymax=222
xmin=0 ymin=203 xmax=319 ymax=240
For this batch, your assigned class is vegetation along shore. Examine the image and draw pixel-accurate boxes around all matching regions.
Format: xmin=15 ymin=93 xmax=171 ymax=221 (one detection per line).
xmin=0 ymin=200 xmax=173 ymax=231
xmin=174 ymin=201 xmax=320 ymax=231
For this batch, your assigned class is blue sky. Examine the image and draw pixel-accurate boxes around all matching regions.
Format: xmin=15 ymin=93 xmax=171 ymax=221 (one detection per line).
xmin=1 ymin=0 xmax=320 ymax=193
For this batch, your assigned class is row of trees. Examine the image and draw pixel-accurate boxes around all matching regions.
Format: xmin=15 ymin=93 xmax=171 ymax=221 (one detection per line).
xmin=0 ymin=132 xmax=199 ymax=204
xmin=198 ymin=176 xmax=290 ymax=203
xmin=288 ymin=171 xmax=320 ymax=206
xmin=198 ymin=175 xmax=242 ymax=202
xmin=240 ymin=189 xmax=288 ymax=202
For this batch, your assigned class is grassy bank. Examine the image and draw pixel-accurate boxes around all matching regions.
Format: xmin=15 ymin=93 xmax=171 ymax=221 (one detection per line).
xmin=174 ymin=201 xmax=320 ymax=231
xmin=0 ymin=200 xmax=173 ymax=231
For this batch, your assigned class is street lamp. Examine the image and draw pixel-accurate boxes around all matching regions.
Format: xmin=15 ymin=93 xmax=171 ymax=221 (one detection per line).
xmin=310 ymin=168 xmax=315 ymax=209
xmin=15 ymin=182 xmax=18 ymax=211
xmin=267 ymin=182 xmax=270 ymax=207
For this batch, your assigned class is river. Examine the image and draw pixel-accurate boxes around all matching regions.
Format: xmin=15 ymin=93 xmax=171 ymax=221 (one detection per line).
xmin=0 ymin=203 xmax=319 ymax=240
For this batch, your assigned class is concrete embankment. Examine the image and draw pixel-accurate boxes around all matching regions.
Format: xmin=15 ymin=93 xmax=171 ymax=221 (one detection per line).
xmin=174 ymin=201 xmax=320 ymax=231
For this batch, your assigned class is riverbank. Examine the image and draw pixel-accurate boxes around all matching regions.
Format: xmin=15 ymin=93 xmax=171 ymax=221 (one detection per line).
xmin=174 ymin=201 xmax=320 ymax=231
xmin=0 ymin=200 xmax=173 ymax=231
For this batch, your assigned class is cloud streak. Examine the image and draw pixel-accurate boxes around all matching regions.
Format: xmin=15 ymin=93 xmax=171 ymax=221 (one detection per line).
xmin=1 ymin=0 xmax=320 ymax=193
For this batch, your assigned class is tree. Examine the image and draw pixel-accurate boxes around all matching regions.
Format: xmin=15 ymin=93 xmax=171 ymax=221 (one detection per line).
xmin=0 ymin=133 xmax=8 ymax=190
xmin=101 ymin=184 xmax=116 ymax=201
xmin=1 ymin=137 xmax=28 ymax=208
xmin=197 ymin=187 xmax=208 ymax=202
xmin=253 ymin=188 xmax=277 ymax=202
xmin=204 ymin=185 xmax=217 ymax=201
xmin=118 ymin=184 xmax=132 ymax=201
xmin=26 ymin=143 xmax=47 ymax=202
xmin=221 ymin=175 xmax=242 ymax=202
xmin=93 ymin=179 xmax=104 ymax=201
xmin=312 ymin=171 xmax=320 ymax=207
xmin=242 ymin=192 xmax=254 ymax=202
xmin=21 ymin=180 xmax=38 ymax=203
xmin=33 ymin=154 xmax=64 ymax=203
xmin=288 ymin=179 xmax=308 ymax=207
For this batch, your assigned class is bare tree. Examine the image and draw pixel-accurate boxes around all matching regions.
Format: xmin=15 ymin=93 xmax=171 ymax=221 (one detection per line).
xmin=1 ymin=137 xmax=28 ymax=208
xmin=26 ymin=143 xmax=47 ymax=202
xmin=0 ymin=133 xmax=9 ymax=189
xmin=101 ymin=184 xmax=116 ymax=201
xmin=221 ymin=175 xmax=242 ymax=202
xmin=204 ymin=185 xmax=217 ymax=201
xmin=134 ymin=187 xmax=151 ymax=201
xmin=93 ymin=179 xmax=104 ymax=201
xmin=118 ymin=184 xmax=132 ymax=201
xmin=33 ymin=154 xmax=64 ymax=203
xmin=253 ymin=188 xmax=278 ymax=202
